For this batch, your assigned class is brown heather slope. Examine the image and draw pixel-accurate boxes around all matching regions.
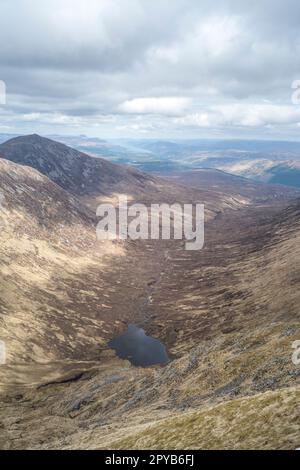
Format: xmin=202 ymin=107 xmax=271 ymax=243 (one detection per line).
xmin=145 ymin=200 xmax=300 ymax=397
xmin=108 ymin=386 xmax=300 ymax=450
xmin=0 ymin=158 xmax=169 ymax=386
xmin=0 ymin=134 xmax=158 ymax=199
xmin=0 ymin=177 xmax=299 ymax=449
xmin=0 ymin=148 xmax=255 ymax=387
xmin=0 ymin=137 xmax=299 ymax=449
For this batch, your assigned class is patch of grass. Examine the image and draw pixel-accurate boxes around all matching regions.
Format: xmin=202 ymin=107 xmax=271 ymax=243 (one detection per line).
xmin=108 ymin=386 xmax=300 ymax=450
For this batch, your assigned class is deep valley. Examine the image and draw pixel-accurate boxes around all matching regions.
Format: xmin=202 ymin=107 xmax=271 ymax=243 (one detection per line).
xmin=0 ymin=135 xmax=299 ymax=450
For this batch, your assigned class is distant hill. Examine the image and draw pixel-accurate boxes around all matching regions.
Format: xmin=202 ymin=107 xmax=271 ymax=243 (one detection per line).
xmin=0 ymin=134 xmax=158 ymax=200
xmin=164 ymin=168 xmax=300 ymax=202
xmin=0 ymin=134 xmax=258 ymax=216
xmin=260 ymin=162 xmax=300 ymax=188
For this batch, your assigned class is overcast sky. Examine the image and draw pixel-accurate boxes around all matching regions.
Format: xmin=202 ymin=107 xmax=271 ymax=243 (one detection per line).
xmin=1 ymin=0 xmax=300 ymax=139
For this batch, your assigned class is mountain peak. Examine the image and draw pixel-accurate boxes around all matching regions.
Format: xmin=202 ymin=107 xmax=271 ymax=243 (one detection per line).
xmin=0 ymin=134 xmax=154 ymax=199
xmin=5 ymin=133 xmax=56 ymax=145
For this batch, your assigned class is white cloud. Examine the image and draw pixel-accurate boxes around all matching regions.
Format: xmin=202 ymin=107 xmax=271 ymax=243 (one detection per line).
xmin=176 ymin=104 xmax=300 ymax=129
xmin=118 ymin=97 xmax=190 ymax=115
xmin=196 ymin=15 xmax=240 ymax=57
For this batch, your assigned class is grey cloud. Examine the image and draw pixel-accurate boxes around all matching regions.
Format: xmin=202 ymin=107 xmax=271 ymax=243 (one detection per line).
xmin=1 ymin=0 xmax=300 ymax=138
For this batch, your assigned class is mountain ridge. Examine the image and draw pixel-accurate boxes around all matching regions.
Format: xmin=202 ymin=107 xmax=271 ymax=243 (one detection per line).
xmin=0 ymin=134 xmax=158 ymax=200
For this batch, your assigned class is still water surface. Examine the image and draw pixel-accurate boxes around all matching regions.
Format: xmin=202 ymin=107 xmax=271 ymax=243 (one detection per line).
xmin=109 ymin=324 xmax=170 ymax=367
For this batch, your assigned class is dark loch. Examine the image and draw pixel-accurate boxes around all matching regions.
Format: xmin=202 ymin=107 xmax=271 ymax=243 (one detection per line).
xmin=108 ymin=324 xmax=170 ymax=367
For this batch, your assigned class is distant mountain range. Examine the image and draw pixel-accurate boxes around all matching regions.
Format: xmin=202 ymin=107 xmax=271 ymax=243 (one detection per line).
xmin=35 ymin=135 xmax=300 ymax=189
xmin=1 ymin=133 xmax=300 ymax=189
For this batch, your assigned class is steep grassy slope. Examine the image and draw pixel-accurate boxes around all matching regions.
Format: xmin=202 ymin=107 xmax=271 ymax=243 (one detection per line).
xmin=0 ymin=141 xmax=299 ymax=450
xmin=0 ymin=152 xmax=253 ymax=387
xmin=0 ymin=134 xmax=157 ymax=199
xmin=0 ymin=158 xmax=167 ymax=386
xmin=144 ymin=200 xmax=300 ymax=401
xmin=0 ymin=187 xmax=299 ymax=449
xmin=109 ymin=386 xmax=299 ymax=450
